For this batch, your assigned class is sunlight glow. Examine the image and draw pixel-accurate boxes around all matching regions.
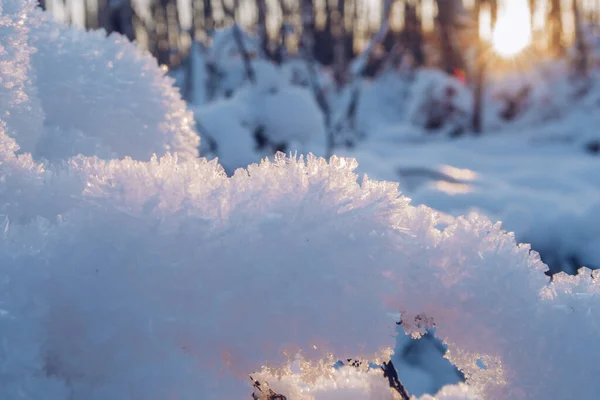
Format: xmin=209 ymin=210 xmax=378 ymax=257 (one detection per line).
xmin=491 ymin=1 xmax=532 ymax=58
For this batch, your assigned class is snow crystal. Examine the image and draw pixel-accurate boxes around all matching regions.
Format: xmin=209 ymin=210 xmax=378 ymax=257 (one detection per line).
xmin=0 ymin=0 xmax=44 ymax=154
xmin=2 ymin=137 xmax=600 ymax=398
xmin=26 ymin=9 xmax=199 ymax=161
xmin=1 ymin=4 xmax=599 ymax=400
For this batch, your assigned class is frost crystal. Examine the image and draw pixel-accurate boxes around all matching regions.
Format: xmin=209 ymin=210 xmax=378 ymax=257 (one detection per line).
xmin=1 ymin=2 xmax=198 ymax=162
xmin=0 ymin=0 xmax=44 ymax=153
xmin=0 ymin=4 xmax=599 ymax=400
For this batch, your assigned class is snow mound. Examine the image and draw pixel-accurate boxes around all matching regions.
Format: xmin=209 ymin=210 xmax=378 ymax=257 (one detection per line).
xmin=193 ymin=96 xmax=258 ymax=172
xmin=259 ymin=85 xmax=325 ymax=145
xmin=3 ymin=4 xmax=199 ymax=161
xmin=2 ymin=130 xmax=600 ymax=398
xmin=193 ymin=69 xmax=326 ymax=173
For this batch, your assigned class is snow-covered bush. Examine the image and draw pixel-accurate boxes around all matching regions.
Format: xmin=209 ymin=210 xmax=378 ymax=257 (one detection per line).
xmin=2 ymin=4 xmax=600 ymax=400
xmin=482 ymin=60 xmax=578 ymax=131
xmin=3 ymin=0 xmax=199 ymax=162
xmin=281 ymin=58 xmax=336 ymax=94
xmin=192 ymin=59 xmax=326 ymax=173
xmin=406 ymin=70 xmax=472 ymax=137
xmin=175 ymin=27 xmax=326 ymax=173
xmin=342 ymin=68 xmax=472 ymax=143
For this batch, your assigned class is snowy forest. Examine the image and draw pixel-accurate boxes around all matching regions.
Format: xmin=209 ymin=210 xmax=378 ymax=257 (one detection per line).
xmin=1 ymin=0 xmax=599 ymax=398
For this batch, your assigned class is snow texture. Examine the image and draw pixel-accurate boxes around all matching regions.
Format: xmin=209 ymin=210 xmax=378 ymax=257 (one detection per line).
xmin=0 ymin=0 xmax=44 ymax=154
xmin=13 ymin=4 xmax=199 ymax=161
xmin=1 ymin=4 xmax=600 ymax=400
xmin=343 ymin=130 xmax=600 ymax=274
xmin=3 ymin=130 xmax=600 ymax=398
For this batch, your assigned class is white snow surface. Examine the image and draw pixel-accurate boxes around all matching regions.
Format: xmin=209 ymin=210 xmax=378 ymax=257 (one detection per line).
xmin=3 ymin=124 xmax=600 ymax=398
xmin=2 ymin=3 xmax=600 ymax=400
xmin=342 ymin=129 xmax=600 ymax=273
xmin=6 ymin=1 xmax=199 ymax=162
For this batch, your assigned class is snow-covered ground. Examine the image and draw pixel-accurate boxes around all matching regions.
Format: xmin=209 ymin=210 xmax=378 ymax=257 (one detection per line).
xmin=1 ymin=2 xmax=600 ymax=399
xmin=342 ymin=126 xmax=600 ymax=274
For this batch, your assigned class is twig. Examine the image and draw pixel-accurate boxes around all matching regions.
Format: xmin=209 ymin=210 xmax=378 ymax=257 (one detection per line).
xmin=351 ymin=0 xmax=394 ymax=78
xmin=382 ymin=360 xmax=410 ymax=400
xmin=250 ymin=378 xmax=287 ymax=400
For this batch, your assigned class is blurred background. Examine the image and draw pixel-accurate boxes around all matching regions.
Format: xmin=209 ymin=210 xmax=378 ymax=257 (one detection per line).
xmin=41 ymin=0 xmax=599 ymax=72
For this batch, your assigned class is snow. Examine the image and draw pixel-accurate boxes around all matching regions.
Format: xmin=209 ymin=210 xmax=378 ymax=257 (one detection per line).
xmin=3 ymin=130 xmax=600 ymax=398
xmin=260 ymin=84 xmax=326 ymax=145
xmin=191 ymin=58 xmax=326 ymax=173
xmin=1 ymin=3 xmax=600 ymax=400
xmin=27 ymin=8 xmax=199 ymax=161
xmin=0 ymin=0 xmax=44 ymax=155
xmin=342 ymin=130 xmax=600 ymax=273
xmin=193 ymin=96 xmax=258 ymax=172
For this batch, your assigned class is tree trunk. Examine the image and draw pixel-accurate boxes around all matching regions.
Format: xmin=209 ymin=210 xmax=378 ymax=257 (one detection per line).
xmin=472 ymin=0 xmax=485 ymax=134
xmin=183 ymin=0 xmax=199 ymax=103
xmin=203 ymin=0 xmax=213 ymax=32
xmin=332 ymin=0 xmax=347 ymax=87
xmin=257 ymin=0 xmax=269 ymax=58
xmin=300 ymin=0 xmax=333 ymax=155
xmin=548 ymin=0 xmax=564 ymax=57
xmin=276 ymin=0 xmax=292 ymax=63
xmin=528 ymin=0 xmax=536 ymax=36
xmin=402 ymin=0 xmax=425 ymax=66
xmin=489 ymin=0 xmax=497 ymax=29
xmin=84 ymin=0 xmax=99 ymax=29
xmin=572 ymin=0 xmax=588 ymax=78
xmin=301 ymin=0 xmax=316 ymax=59
xmin=150 ymin=0 xmax=171 ymax=66
xmin=435 ymin=0 xmax=465 ymax=75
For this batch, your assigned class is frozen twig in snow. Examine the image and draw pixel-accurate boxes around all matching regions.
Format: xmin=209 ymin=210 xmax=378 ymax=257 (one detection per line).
xmin=251 ymin=378 xmax=287 ymax=400
xmin=382 ymin=360 xmax=410 ymax=400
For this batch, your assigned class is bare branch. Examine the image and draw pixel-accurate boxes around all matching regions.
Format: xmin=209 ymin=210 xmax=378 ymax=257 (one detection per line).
xmin=350 ymin=0 xmax=394 ymax=78
xmin=382 ymin=360 xmax=410 ymax=400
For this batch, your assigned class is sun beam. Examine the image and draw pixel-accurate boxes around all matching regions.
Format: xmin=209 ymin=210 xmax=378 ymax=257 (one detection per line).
xmin=490 ymin=1 xmax=532 ymax=58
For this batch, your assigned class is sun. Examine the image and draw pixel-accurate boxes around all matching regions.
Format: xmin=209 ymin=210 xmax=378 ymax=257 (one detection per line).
xmin=490 ymin=1 xmax=532 ymax=58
